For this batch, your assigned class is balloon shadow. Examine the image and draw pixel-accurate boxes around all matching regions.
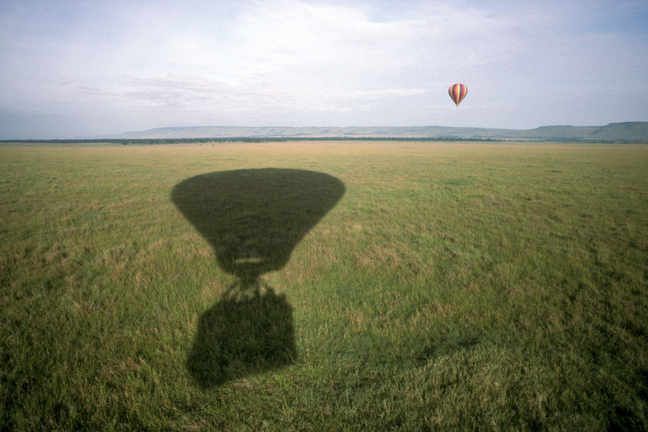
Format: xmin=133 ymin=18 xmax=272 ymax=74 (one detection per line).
xmin=172 ymin=168 xmax=345 ymax=387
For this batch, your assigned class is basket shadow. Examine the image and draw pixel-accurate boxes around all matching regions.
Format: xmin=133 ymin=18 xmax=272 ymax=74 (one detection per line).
xmin=171 ymin=168 xmax=345 ymax=387
xmin=186 ymin=282 xmax=296 ymax=387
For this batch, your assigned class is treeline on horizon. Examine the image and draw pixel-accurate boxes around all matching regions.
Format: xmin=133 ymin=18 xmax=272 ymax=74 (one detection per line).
xmin=1 ymin=137 xmax=505 ymax=144
xmin=4 ymin=137 xmax=645 ymax=145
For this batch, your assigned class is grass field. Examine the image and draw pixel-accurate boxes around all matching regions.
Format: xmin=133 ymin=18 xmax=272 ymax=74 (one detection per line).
xmin=1 ymin=141 xmax=647 ymax=431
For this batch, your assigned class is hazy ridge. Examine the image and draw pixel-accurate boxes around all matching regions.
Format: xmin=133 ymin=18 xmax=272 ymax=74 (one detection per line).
xmin=114 ymin=122 xmax=648 ymax=141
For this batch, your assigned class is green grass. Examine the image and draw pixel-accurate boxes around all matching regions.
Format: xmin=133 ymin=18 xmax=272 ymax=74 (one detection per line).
xmin=1 ymin=141 xmax=647 ymax=431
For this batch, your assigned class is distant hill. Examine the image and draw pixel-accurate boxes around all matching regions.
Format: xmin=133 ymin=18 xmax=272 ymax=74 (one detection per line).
xmin=114 ymin=122 xmax=648 ymax=141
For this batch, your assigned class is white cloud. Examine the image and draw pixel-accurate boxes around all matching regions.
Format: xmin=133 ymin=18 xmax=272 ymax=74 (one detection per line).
xmin=1 ymin=0 xmax=647 ymax=137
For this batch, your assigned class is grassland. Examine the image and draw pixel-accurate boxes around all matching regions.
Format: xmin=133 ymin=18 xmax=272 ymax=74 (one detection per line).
xmin=1 ymin=141 xmax=647 ymax=431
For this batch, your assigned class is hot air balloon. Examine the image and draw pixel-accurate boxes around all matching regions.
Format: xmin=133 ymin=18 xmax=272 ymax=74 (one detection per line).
xmin=449 ymin=84 xmax=467 ymax=107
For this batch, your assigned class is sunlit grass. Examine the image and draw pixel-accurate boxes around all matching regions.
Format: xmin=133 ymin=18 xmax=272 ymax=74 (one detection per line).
xmin=1 ymin=142 xmax=647 ymax=431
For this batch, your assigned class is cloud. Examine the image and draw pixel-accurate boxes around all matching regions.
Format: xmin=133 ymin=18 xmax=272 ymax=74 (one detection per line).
xmin=1 ymin=0 xmax=647 ymax=137
xmin=119 ymin=74 xmax=425 ymax=114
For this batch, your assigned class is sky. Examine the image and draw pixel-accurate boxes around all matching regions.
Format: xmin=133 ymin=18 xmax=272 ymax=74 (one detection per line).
xmin=1 ymin=0 xmax=647 ymax=139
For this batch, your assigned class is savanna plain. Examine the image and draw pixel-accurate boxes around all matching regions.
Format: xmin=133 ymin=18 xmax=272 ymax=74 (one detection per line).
xmin=1 ymin=141 xmax=647 ymax=431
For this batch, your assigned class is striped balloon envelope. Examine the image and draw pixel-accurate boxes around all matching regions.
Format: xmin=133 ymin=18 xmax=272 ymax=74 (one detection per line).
xmin=448 ymin=84 xmax=468 ymax=107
